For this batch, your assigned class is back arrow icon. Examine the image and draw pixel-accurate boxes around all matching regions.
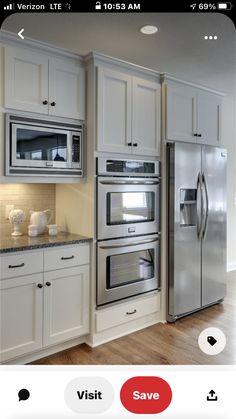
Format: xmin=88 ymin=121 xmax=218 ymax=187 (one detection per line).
xmin=18 ymin=29 xmax=24 ymax=39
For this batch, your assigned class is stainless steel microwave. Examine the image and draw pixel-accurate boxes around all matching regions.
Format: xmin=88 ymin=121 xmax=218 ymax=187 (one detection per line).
xmin=6 ymin=114 xmax=83 ymax=177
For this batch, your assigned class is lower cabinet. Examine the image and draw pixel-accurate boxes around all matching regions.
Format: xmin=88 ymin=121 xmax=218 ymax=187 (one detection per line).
xmin=43 ymin=265 xmax=89 ymax=346
xmin=0 ymin=273 xmax=43 ymax=362
xmin=95 ymin=292 xmax=160 ymax=333
xmin=0 ymin=245 xmax=90 ymax=363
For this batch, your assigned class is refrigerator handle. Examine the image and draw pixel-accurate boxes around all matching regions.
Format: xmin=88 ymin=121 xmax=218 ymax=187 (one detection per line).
xmin=197 ymin=172 xmax=203 ymax=239
xmin=202 ymin=172 xmax=209 ymax=240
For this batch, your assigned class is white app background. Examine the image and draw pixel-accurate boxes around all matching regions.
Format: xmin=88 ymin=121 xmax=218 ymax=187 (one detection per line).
xmin=0 ymin=365 xmax=235 ymax=418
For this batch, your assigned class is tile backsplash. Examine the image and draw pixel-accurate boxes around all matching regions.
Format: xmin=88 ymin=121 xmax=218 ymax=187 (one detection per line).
xmin=0 ymin=184 xmax=55 ymax=237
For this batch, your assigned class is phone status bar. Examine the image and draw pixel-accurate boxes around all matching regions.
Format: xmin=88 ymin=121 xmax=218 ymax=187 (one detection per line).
xmin=0 ymin=1 xmax=234 ymax=14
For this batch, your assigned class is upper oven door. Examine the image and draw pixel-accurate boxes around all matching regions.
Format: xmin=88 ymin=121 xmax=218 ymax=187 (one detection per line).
xmin=11 ymin=124 xmax=71 ymax=169
xmin=97 ymin=177 xmax=160 ymax=239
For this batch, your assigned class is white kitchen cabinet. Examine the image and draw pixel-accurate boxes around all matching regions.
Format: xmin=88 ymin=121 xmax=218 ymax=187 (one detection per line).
xmin=1 ymin=251 xmax=43 ymax=279
xmin=43 ymin=265 xmax=89 ymax=346
xmin=97 ymin=67 xmax=132 ymax=154
xmin=4 ymin=46 xmax=85 ymax=120
xmin=44 ymin=245 xmax=89 ymax=271
xmin=197 ymin=90 xmax=222 ymax=146
xmin=49 ymin=57 xmax=85 ymax=120
xmin=95 ymin=292 xmax=160 ymax=333
xmin=165 ymin=82 xmax=197 ymax=143
xmin=97 ymin=67 xmax=160 ymax=156
xmin=164 ymin=80 xmax=222 ymax=146
xmin=4 ymin=47 xmax=48 ymax=115
xmin=132 ymin=77 xmax=160 ymax=156
xmin=0 ymin=244 xmax=90 ymax=362
xmin=0 ymin=273 xmax=43 ymax=363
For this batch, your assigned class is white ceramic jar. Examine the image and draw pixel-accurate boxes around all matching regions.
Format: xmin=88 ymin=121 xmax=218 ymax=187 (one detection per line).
xmin=28 ymin=225 xmax=38 ymax=237
xmin=48 ymin=224 xmax=58 ymax=236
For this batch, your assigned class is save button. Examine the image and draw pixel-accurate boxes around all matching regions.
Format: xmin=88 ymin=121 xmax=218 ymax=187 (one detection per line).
xmin=120 ymin=376 xmax=172 ymax=414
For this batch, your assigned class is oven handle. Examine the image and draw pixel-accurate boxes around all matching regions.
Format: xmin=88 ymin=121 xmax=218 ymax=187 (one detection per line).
xmin=99 ymin=237 xmax=158 ymax=249
xmin=99 ymin=180 xmax=159 ymax=185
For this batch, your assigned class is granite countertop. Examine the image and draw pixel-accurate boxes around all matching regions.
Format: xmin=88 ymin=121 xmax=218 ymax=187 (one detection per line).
xmin=0 ymin=232 xmax=93 ymax=254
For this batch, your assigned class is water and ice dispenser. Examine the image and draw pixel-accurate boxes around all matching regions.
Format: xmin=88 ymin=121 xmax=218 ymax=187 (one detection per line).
xmin=180 ymin=189 xmax=197 ymax=226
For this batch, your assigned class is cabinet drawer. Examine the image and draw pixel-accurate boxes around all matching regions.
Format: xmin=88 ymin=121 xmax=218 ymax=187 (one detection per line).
xmin=44 ymin=245 xmax=89 ymax=271
xmin=0 ymin=251 xmax=43 ymax=279
xmin=96 ymin=292 xmax=160 ymax=333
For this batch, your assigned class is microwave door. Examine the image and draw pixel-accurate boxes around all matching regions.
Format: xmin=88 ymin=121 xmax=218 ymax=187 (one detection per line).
xmin=11 ymin=124 xmax=70 ymax=169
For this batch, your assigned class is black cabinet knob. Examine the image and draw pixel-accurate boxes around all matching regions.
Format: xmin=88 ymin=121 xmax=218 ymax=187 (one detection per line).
xmin=127 ymin=142 xmax=132 ymax=146
xmin=197 ymin=134 xmax=202 ymax=137
xmin=42 ymin=100 xmax=48 ymax=105
xmin=133 ymin=143 xmax=138 ymax=147
xmin=37 ymin=284 xmax=43 ymax=288
xmin=51 ymin=101 xmax=56 ymax=106
xmin=193 ymin=133 xmax=198 ymax=137
xmin=46 ymin=282 xmax=51 ymax=287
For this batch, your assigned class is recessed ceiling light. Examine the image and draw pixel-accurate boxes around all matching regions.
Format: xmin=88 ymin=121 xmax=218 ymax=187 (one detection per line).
xmin=140 ymin=25 xmax=158 ymax=35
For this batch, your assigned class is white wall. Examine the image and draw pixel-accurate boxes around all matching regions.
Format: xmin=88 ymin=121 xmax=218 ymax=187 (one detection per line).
xmin=221 ymin=93 xmax=236 ymax=270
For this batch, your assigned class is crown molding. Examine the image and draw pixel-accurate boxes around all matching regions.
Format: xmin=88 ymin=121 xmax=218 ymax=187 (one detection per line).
xmin=161 ymin=73 xmax=225 ymax=96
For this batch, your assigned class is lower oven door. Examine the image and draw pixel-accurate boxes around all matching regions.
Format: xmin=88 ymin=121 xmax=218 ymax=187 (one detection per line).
xmin=97 ymin=234 xmax=160 ymax=306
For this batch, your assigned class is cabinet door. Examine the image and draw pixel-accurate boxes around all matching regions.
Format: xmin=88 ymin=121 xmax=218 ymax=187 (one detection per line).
xmin=165 ymin=83 xmax=197 ymax=143
xmin=97 ymin=67 xmax=132 ymax=153
xmin=4 ymin=47 xmax=49 ymax=114
xmin=0 ymin=274 xmax=43 ymax=362
xmin=43 ymin=265 xmax=89 ymax=346
xmin=132 ymin=77 xmax=160 ymax=156
xmin=49 ymin=57 xmax=85 ymax=120
xmin=197 ymin=91 xmax=222 ymax=146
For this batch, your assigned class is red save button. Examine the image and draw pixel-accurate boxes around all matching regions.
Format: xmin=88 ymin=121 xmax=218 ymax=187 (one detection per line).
xmin=120 ymin=376 xmax=172 ymax=414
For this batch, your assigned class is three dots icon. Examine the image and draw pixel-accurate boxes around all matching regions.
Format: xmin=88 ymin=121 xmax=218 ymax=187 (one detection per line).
xmin=204 ymin=35 xmax=218 ymax=40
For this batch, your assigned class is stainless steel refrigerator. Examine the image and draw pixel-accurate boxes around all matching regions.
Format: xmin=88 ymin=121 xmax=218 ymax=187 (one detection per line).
xmin=167 ymin=141 xmax=227 ymax=322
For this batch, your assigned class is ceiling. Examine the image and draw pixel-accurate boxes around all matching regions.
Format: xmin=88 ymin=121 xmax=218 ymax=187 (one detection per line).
xmin=1 ymin=13 xmax=236 ymax=93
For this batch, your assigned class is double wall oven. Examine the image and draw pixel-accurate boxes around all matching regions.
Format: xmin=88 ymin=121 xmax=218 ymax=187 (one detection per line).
xmin=96 ymin=158 xmax=161 ymax=307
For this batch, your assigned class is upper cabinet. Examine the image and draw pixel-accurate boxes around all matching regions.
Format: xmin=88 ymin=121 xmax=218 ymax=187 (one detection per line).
xmin=163 ymin=78 xmax=223 ymax=146
xmin=97 ymin=67 xmax=160 ymax=156
xmin=4 ymin=47 xmax=85 ymax=120
xmin=197 ymin=90 xmax=222 ymax=146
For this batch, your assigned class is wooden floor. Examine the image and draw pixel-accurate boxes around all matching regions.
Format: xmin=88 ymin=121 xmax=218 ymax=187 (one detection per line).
xmin=31 ymin=271 xmax=236 ymax=365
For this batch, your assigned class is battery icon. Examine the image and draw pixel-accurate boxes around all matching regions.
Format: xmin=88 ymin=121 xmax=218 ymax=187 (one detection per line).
xmin=217 ymin=2 xmax=233 ymax=9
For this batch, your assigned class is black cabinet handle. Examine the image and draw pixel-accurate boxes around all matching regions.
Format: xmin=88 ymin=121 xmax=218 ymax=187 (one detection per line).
xmin=61 ymin=255 xmax=74 ymax=260
xmin=127 ymin=142 xmax=132 ymax=146
xmin=133 ymin=143 xmax=138 ymax=147
xmin=42 ymin=100 xmax=48 ymax=105
xmin=46 ymin=282 xmax=51 ymax=287
xmin=197 ymin=134 xmax=202 ymax=137
xmin=8 ymin=263 xmax=25 ymax=269
xmin=37 ymin=284 xmax=43 ymax=288
xmin=51 ymin=101 xmax=56 ymax=106
xmin=126 ymin=309 xmax=137 ymax=315
xmin=193 ymin=133 xmax=198 ymax=137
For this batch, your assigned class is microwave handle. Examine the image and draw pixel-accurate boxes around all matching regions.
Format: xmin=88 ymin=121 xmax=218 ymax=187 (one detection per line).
xmin=99 ymin=237 xmax=158 ymax=249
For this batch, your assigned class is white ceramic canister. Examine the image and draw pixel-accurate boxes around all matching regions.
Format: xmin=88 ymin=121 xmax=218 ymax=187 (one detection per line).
xmin=28 ymin=225 xmax=38 ymax=237
xmin=48 ymin=224 xmax=58 ymax=236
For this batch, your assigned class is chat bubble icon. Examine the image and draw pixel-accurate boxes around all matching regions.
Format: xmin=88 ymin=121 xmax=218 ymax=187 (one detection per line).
xmin=18 ymin=389 xmax=30 ymax=401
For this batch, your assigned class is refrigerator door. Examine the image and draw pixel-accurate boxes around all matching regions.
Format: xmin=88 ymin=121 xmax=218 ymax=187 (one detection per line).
xmin=168 ymin=142 xmax=202 ymax=319
xmin=201 ymin=146 xmax=227 ymax=306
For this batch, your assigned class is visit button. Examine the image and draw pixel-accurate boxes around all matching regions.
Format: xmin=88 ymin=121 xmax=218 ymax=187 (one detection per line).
xmin=120 ymin=376 xmax=172 ymax=414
